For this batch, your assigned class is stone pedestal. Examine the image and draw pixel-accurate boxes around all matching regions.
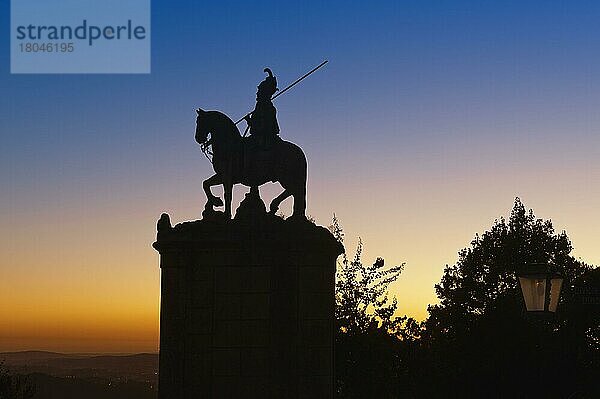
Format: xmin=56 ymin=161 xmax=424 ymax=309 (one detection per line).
xmin=153 ymin=213 xmax=343 ymax=399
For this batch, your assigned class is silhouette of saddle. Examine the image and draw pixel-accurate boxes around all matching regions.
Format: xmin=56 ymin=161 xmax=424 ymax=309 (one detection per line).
xmin=239 ymin=136 xmax=282 ymax=184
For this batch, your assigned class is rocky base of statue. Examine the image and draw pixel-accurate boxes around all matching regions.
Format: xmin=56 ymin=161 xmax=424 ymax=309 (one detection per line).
xmin=201 ymin=197 xmax=228 ymax=221
xmin=234 ymin=191 xmax=267 ymax=221
xmin=201 ymin=209 xmax=227 ymax=221
xmin=153 ymin=211 xmax=343 ymax=399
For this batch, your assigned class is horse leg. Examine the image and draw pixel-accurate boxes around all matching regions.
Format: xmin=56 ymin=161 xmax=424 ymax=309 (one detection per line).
xmin=269 ymin=189 xmax=292 ymax=215
xmin=203 ymin=174 xmax=224 ymax=212
xmin=291 ymin=185 xmax=307 ymax=219
xmin=224 ymin=181 xmax=233 ymax=219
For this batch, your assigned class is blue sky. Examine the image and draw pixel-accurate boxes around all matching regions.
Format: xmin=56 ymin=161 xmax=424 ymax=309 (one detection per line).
xmin=2 ymin=1 xmax=600 ymax=350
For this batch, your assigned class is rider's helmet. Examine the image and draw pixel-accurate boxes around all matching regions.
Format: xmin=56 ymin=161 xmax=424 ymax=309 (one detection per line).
xmin=257 ymin=68 xmax=278 ymax=100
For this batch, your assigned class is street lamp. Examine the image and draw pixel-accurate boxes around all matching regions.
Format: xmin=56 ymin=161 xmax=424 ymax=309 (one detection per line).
xmin=518 ymin=263 xmax=564 ymax=313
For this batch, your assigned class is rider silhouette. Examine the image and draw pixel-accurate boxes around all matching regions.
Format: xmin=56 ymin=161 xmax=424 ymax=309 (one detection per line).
xmin=245 ymin=68 xmax=280 ymax=149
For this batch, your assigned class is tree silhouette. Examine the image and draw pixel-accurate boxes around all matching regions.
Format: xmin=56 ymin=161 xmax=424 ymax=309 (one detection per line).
xmin=0 ymin=362 xmax=35 ymax=399
xmin=422 ymin=198 xmax=598 ymax=398
xmin=330 ymin=215 xmax=421 ymax=398
xmin=331 ymin=215 xmax=404 ymax=335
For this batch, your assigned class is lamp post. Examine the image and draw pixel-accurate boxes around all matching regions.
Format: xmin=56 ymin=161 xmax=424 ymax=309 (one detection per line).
xmin=517 ymin=263 xmax=564 ymax=314
xmin=516 ymin=263 xmax=564 ymax=396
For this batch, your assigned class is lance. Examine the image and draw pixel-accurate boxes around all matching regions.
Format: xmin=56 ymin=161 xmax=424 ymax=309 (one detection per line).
xmin=235 ymin=60 xmax=328 ymax=125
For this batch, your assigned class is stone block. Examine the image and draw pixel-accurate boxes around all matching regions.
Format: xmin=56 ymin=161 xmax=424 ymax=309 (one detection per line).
xmin=298 ymin=346 xmax=332 ymax=376
xmin=299 ymin=319 xmax=332 ymax=347
xmin=184 ymin=382 xmax=210 ymax=398
xmin=212 ymin=376 xmax=242 ymax=397
xmin=299 ymin=292 xmax=334 ymax=319
xmin=213 ymin=320 xmax=242 ymax=347
xmin=299 ymin=266 xmax=332 ymax=293
xmin=215 ymin=293 xmax=241 ymax=319
xmin=241 ymin=376 xmax=270 ymax=397
xmin=191 ymin=266 xmax=212 ymax=281
xmin=290 ymin=249 xmax=338 ymax=266
xmin=161 ymin=268 xmax=187 ymax=316
xmin=186 ymin=334 xmax=211 ymax=353
xmin=201 ymin=249 xmax=246 ymax=266
xmin=249 ymin=249 xmax=280 ymax=265
xmin=240 ymin=319 xmax=269 ymax=347
xmin=240 ymin=348 xmax=270 ymax=376
xmin=190 ymin=280 xmax=212 ymax=308
xmin=298 ymin=376 xmax=332 ymax=399
xmin=240 ymin=266 xmax=271 ymax=292
xmin=213 ymin=349 xmax=241 ymax=376
xmin=215 ymin=266 xmax=242 ymax=292
xmin=159 ymin=252 xmax=181 ymax=268
xmin=240 ymin=293 xmax=270 ymax=319
xmin=187 ymin=310 xmax=212 ymax=335
xmin=184 ymin=352 xmax=211 ymax=382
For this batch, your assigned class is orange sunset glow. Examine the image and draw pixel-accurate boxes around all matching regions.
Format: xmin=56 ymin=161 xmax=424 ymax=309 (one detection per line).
xmin=2 ymin=1 xmax=600 ymax=359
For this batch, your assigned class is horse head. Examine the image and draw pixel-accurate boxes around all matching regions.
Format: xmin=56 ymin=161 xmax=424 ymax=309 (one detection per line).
xmin=195 ymin=108 xmax=210 ymax=145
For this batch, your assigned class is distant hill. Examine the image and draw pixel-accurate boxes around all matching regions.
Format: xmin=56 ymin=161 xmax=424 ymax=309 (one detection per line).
xmin=1 ymin=351 xmax=157 ymax=372
xmin=1 ymin=351 xmax=157 ymax=362
xmin=0 ymin=351 xmax=78 ymax=362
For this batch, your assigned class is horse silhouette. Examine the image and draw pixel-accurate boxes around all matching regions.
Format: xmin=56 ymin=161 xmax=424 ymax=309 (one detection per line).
xmin=195 ymin=109 xmax=307 ymax=219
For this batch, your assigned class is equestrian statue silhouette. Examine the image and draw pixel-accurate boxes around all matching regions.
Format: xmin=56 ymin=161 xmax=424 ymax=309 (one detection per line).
xmin=195 ymin=67 xmax=315 ymax=220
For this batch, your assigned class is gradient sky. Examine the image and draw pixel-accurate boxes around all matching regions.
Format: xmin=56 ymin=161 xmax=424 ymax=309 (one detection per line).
xmin=2 ymin=1 xmax=600 ymax=353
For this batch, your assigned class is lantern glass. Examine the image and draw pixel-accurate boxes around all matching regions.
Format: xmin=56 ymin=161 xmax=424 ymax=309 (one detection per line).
xmin=548 ymin=277 xmax=563 ymax=312
xmin=519 ymin=277 xmax=546 ymax=312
